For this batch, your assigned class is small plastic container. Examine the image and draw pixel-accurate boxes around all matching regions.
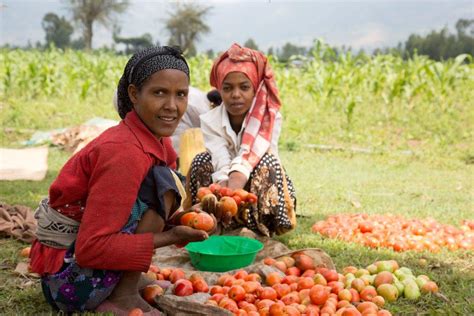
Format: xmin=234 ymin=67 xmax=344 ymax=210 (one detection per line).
xmin=185 ymin=235 xmax=263 ymax=272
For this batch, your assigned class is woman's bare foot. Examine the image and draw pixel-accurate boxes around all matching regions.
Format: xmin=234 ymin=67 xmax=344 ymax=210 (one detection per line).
xmin=138 ymin=273 xmax=156 ymax=290
xmin=106 ymin=292 xmax=154 ymax=313
xmin=139 ymin=273 xmax=172 ymax=290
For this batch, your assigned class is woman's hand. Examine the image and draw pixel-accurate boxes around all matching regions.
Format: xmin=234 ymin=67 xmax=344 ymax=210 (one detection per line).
xmin=190 ymin=204 xmax=220 ymax=235
xmin=227 ymin=171 xmax=248 ymax=190
xmin=172 ymin=205 xmax=220 ymax=234
xmin=152 ymin=223 xmax=208 ymax=248
xmin=171 ymin=225 xmax=209 ymax=243
xmin=170 ymin=208 xmax=189 ymax=226
xmin=171 ymin=204 xmax=208 ymax=225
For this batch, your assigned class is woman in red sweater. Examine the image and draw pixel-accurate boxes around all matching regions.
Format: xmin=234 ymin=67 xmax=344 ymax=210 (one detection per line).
xmin=30 ymin=46 xmax=208 ymax=315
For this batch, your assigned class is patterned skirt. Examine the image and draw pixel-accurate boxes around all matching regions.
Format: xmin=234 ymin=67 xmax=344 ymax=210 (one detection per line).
xmin=187 ymin=152 xmax=297 ymax=236
xmin=40 ymin=199 xmax=149 ymax=312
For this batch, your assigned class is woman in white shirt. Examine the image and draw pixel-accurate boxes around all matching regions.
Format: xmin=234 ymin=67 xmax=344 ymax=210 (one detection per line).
xmin=187 ymin=43 xmax=296 ymax=237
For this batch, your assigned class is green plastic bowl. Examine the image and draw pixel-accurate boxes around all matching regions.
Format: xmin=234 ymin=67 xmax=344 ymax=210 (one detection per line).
xmin=185 ymin=235 xmax=263 ymax=272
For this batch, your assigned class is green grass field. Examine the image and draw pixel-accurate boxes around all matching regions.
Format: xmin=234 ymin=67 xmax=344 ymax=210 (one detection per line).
xmin=1 ymin=149 xmax=472 ymax=315
xmin=0 ymin=48 xmax=473 ymax=315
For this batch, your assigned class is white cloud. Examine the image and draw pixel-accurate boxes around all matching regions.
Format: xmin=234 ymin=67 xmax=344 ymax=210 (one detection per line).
xmin=349 ymin=26 xmax=387 ymax=49
xmin=1 ymin=0 xmax=472 ymax=52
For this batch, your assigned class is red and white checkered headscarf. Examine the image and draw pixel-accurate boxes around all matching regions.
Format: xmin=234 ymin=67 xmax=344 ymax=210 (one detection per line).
xmin=210 ymin=43 xmax=281 ymax=171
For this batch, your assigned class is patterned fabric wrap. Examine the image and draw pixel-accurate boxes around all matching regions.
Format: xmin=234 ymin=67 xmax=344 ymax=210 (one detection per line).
xmin=34 ymin=198 xmax=80 ymax=249
xmin=40 ymin=199 xmax=148 ymax=312
xmin=138 ymin=166 xmax=184 ymax=220
xmin=188 ymin=152 xmax=296 ymax=236
xmin=210 ymin=43 xmax=282 ymax=174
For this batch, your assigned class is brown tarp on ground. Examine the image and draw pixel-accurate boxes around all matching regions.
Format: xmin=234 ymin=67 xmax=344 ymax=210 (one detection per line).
xmin=0 ymin=202 xmax=36 ymax=243
xmin=152 ymin=229 xmax=334 ymax=315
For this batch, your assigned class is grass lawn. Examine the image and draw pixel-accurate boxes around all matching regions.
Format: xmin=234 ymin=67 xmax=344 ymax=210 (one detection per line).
xmin=1 ymin=48 xmax=472 ymax=315
xmin=0 ymin=148 xmax=472 ymax=315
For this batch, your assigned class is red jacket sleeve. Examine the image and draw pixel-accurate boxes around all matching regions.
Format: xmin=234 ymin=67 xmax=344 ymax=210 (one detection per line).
xmin=75 ymin=142 xmax=154 ymax=271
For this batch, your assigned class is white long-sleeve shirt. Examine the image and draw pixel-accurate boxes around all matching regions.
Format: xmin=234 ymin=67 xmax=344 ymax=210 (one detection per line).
xmin=200 ymin=104 xmax=282 ymax=183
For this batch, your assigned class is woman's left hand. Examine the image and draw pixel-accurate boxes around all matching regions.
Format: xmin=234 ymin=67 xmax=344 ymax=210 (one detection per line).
xmin=191 ymin=204 xmax=220 ymax=235
xmin=174 ymin=205 xmax=220 ymax=234
xmin=227 ymin=171 xmax=248 ymax=190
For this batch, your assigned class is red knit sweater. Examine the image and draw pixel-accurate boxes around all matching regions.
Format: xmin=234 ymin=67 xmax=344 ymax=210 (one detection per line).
xmin=30 ymin=110 xmax=177 ymax=275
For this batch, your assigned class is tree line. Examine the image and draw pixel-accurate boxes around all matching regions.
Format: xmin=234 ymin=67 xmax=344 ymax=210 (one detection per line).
xmin=29 ymin=0 xmax=211 ymax=55
xmin=4 ymin=0 xmax=473 ymax=61
xmin=264 ymin=19 xmax=473 ymax=62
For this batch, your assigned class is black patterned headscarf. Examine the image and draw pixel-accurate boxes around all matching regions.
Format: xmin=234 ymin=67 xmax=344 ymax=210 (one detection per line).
xmin=116 ymin=46 xmax=190 ymax=119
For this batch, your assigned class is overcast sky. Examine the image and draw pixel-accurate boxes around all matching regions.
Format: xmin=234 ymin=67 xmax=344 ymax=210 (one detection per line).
xmin=1 ymin=0 xmax=472 ymax=52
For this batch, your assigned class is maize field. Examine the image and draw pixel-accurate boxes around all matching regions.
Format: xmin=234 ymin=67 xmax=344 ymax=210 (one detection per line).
xmin=1 ymin=45 xmax=473 ymax=158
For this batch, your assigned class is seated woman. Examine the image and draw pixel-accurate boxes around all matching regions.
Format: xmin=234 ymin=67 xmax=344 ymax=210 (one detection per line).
xmin=30 ymin=46 xmax=211 ymax=315
xmin=187 ymin=43 xmax=297 ymax=237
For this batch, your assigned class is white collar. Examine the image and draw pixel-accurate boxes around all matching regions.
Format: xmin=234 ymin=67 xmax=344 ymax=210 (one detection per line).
xmin=219 ymin=104 xmax=247 ymax=137
xmin=221 ymin=94 xmax=258 ymax=136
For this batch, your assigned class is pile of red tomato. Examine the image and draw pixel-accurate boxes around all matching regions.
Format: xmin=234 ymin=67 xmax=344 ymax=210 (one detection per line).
xmin=197 ymin=184 xmax=258 ymax=207
xmin=203 ymin=252 xmax=396 ymax=316
xmin=140 ymin=252 xmax=441 ymax=315
xmin=142 ymin=266 xmax=210 ymax=301
xmin=311 ymin=213 xmax=474 ymax=252
xmin=196 ymin=185 xmax=258 ymax=224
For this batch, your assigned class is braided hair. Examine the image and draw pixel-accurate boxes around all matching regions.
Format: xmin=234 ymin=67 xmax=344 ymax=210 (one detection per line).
xmin=116 ymin=46 xmax=190 ymax=119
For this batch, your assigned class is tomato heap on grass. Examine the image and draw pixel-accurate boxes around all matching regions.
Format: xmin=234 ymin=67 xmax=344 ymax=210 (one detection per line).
xmin=312 ymin=213 xmax=474 ymax=252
